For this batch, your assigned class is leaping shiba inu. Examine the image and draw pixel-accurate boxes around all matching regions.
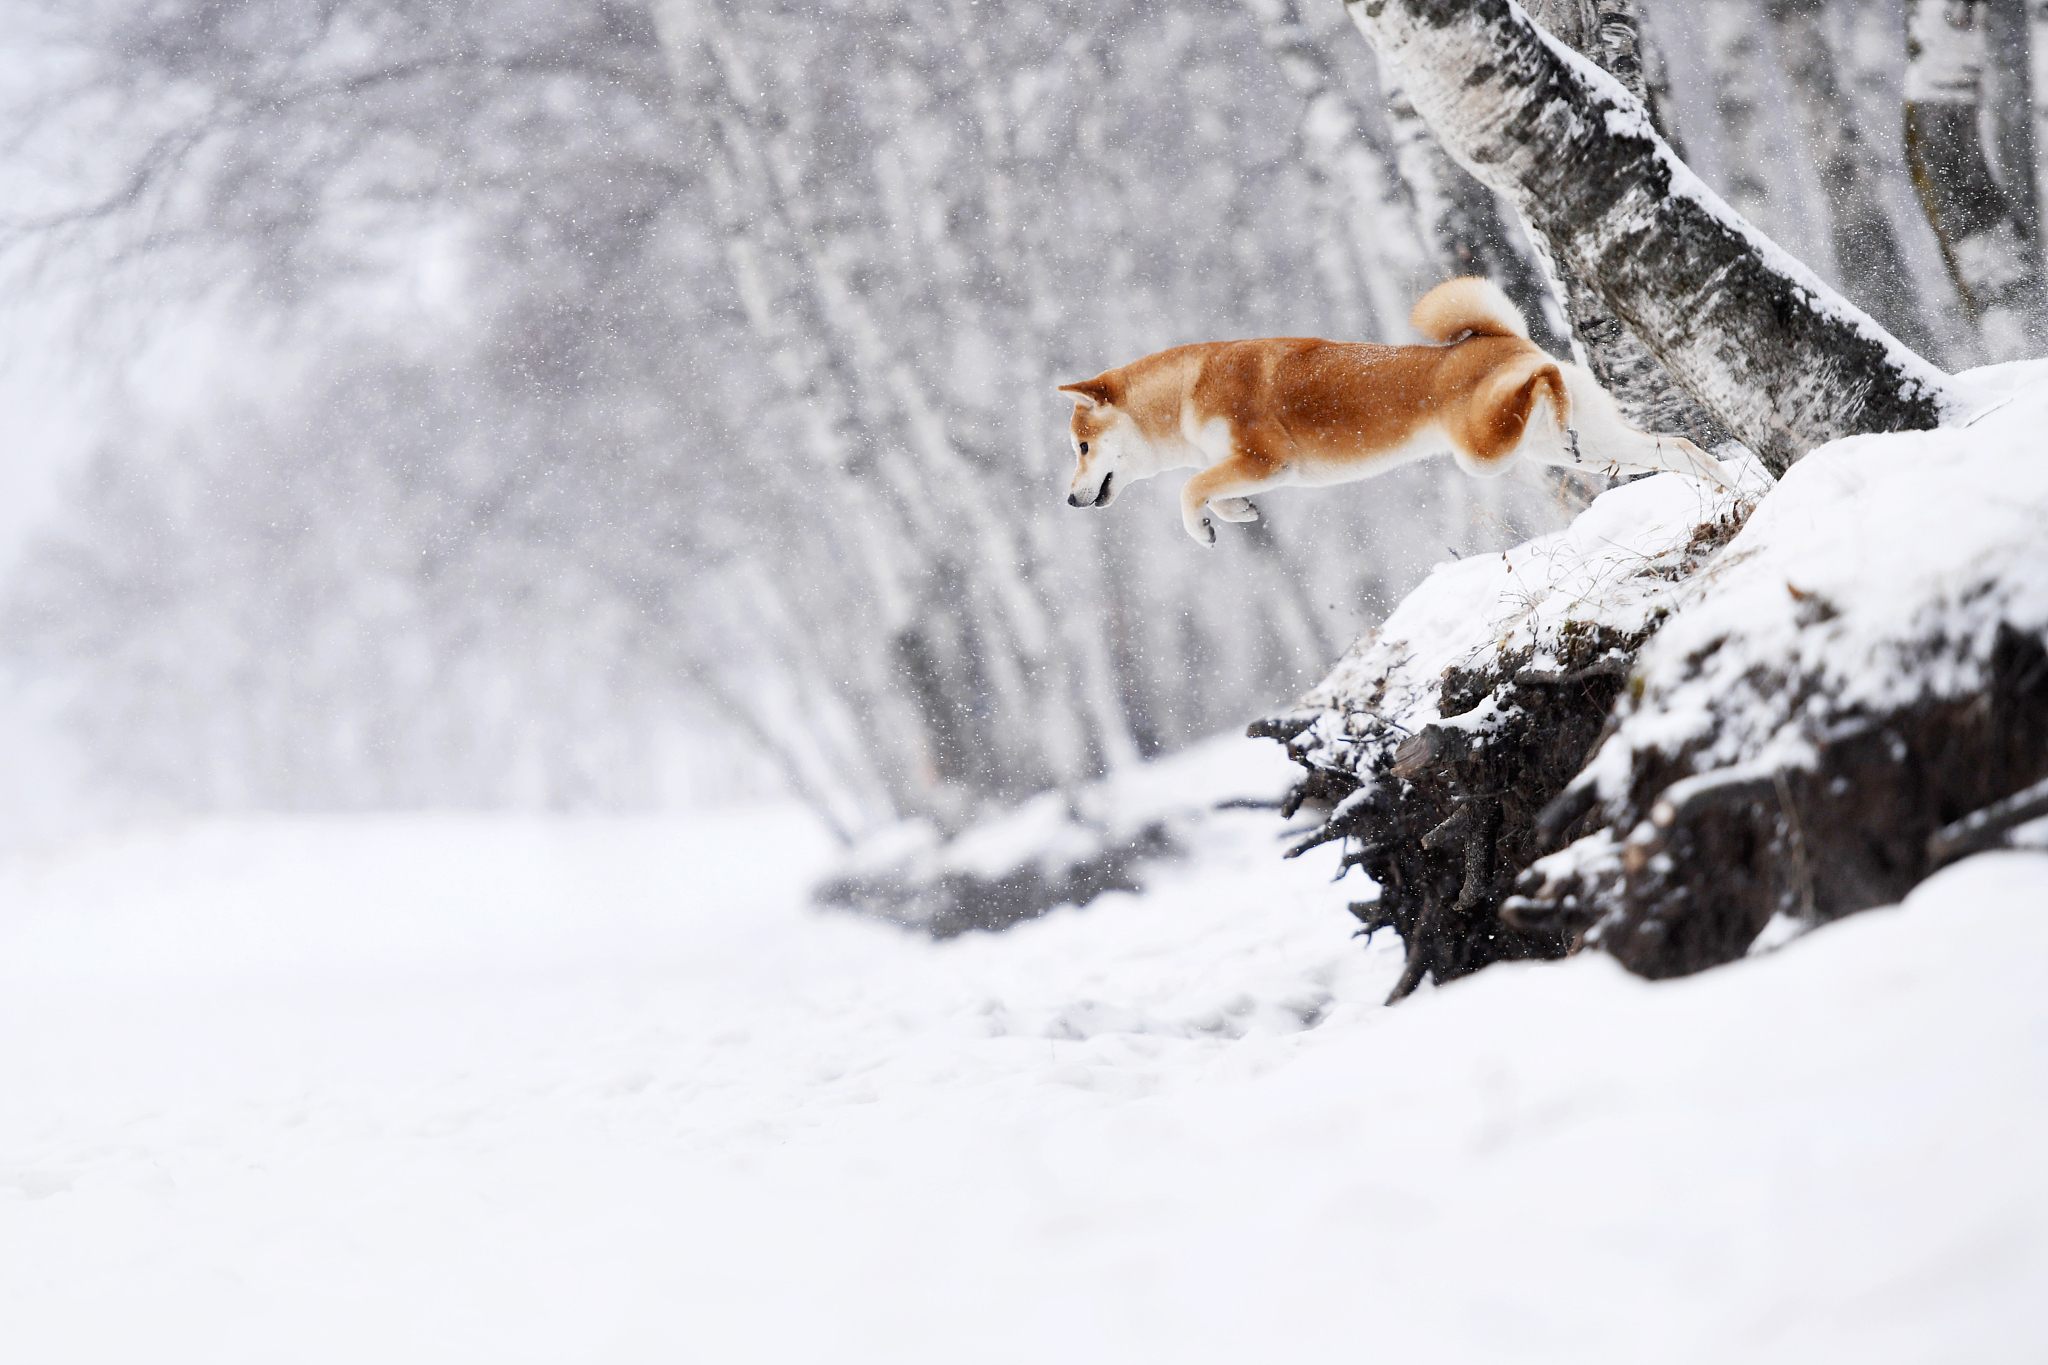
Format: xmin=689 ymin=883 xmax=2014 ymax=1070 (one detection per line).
xmin=1058 ymin=277 xmax=1732 ymax=544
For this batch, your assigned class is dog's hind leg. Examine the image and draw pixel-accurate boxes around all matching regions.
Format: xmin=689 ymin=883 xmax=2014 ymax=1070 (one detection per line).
xmin=1453 ymin=354 xmax=1567 ymax=480
xmin=1558 ymin=364 xmax=1734 ymax=488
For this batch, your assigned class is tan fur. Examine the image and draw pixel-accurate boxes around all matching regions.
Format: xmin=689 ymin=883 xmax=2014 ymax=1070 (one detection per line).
xmin=1058 ymin=277 xmax=1730 ymax=545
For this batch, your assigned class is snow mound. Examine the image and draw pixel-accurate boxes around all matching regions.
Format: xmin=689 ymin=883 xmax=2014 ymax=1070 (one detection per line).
xmin=1577 ymin=360 xmax=2048 ymax=799
xmin=2 ymin=789 xmax=2045 ymax=1361
xmin=816 ymin=734 xmax=1301 ymax=936
xmin=1264 ymin=358 xmax=2048 ymax=984
xmin=1279 ymin=457 xmax=1764 ymax=786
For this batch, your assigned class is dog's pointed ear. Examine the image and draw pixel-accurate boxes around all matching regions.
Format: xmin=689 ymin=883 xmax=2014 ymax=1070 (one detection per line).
xmin=1057 ymin=378 xmax=1116 ymax=409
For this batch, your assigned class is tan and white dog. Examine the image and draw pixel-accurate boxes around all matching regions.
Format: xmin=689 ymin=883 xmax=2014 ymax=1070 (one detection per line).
xmin=1059 ymin=277 xmax=1731 ymax=544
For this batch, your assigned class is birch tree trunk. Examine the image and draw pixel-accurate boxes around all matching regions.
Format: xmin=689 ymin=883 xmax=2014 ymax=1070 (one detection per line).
xmin=1346 ymin=0 xmax=1952 ymax=475
xmin=1764 ymin=0 xmax=1936 ymax=354
xmin=1984 ymin=0 xmax=2041 ymax=242
xmin=2031 ymin=0 xmax=2048 ymax=246
xmin=1903 ymin=0 xmax=2047 ymax=361
xmin=1237 ymin=0 xmax=1429 ymax=338
xmin=1635 ymin=2 xmax=1687 ymax=159
xmin=1507 ymin=0 xmax=1732 ymax=448
xmin=655 ymin=5 xmax=935 ymax=817
xmin=1379 ymin=78 xmax=1573 ymax=356
xmin=1701 ymin=0 xmax=1776 ymax=227
xmin=1377 ymin=71 xmax=1570 ymax=549
xmin=657 ymin=0 xmax=1105 ymax=820
xmin=930 ymin=0 xmax=1147 ymax=778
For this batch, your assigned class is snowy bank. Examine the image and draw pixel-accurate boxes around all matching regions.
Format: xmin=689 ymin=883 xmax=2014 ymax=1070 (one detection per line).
xmin=2 ymin=771 xmax=2044 ymax=1362
xmin=816 ymin=734 xmax=1300 ymax=936
xmin=1264 ymin=359 xmax=2048 ymax=988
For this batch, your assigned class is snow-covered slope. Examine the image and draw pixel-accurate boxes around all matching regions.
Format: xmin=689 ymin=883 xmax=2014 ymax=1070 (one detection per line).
xmin=1267 ymin=359 xmax=2048 ymax=982
xmin=1281 ymin=451 xmax=1765 ymax=770
xmin=1576 ymin=358 xmax=2048 ymax=798
xmin=2 ymin=738 xmax=2044 ymax=1363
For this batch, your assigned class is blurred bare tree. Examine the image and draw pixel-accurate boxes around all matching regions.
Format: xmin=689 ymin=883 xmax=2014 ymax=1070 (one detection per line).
xmin=5 ymin=0 xmax=1513 ymax=834
xmin=10 ymin=0 xmax=2011 ymax=837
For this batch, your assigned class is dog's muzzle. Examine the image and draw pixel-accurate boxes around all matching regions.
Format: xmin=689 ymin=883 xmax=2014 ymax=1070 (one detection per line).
xmin=1068 ymin=471 xmax=1113 ymax=508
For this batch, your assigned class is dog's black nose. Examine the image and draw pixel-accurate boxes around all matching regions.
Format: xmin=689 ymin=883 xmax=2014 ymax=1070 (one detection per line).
xmin=1067 ymin=493 xmax=1084 ymax=507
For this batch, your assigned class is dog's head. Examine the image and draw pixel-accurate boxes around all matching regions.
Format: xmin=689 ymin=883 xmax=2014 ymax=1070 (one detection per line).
xmin=1058 ymin=376 xmax=1129 ymax=508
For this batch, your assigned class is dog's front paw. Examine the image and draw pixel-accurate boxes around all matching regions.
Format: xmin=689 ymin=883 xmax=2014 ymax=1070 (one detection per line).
xmin=1211 ymin=496 xmax=1260 ymax=523
xmin=1182 ymin=514 xmax=1217 ymax=546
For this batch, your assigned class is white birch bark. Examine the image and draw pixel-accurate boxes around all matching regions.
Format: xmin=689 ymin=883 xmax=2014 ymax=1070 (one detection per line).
xmin=1701 ymin=0 xmax=1776 ymax=226
xmin=1237 ymin=0 xmax=1429 ymax=337
xmin=1903 ymin=0 xmax=2047 ymax=360
xmin=2032 ymin=0 xmax=2048 ymax=245
xmin=1762 ymin=0 xmax=1936 ymax=354
xmin=1497 ymin=0 xmax=1732 ymax=446
xmin=1347 ymin=0 xmax=1952 ymax=474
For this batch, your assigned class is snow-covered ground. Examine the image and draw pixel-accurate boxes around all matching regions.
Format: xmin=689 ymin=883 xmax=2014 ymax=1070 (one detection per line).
xmin=3 ymin=737 xmax=2044 ymax=1362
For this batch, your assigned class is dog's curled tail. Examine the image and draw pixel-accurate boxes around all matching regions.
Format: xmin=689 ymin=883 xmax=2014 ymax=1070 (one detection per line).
xmin=1409 ymin=276 xmax=1530 ymax=344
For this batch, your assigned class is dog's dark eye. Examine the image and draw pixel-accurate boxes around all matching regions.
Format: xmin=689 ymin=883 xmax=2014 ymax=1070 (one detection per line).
xmin=1079 ymin=442 xmax=1089 ymax=454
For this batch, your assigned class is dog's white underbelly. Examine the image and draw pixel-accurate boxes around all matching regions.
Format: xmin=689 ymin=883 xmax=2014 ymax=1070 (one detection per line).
xmin=1285 ymin=427 xmax=1452 ymax=487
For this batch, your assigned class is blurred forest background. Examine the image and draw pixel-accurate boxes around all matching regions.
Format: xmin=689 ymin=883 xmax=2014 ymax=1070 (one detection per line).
xmin=0 ymin=0 xmax=2025 ymax=844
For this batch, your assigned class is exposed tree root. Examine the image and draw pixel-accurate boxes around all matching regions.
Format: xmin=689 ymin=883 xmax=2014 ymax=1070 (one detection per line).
xmin=1514 ymin=624 xmax=2048 ymax=977
xmin=1257 ymin=625 xmax=1646 ymax=1002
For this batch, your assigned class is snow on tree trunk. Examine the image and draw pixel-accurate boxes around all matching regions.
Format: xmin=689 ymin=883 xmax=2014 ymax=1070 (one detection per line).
xmin=1701 ymin=0 xmax=1775 ymax=226
xmin=1903 ymin=0 xmax=2048 ymax=362
xmin=1762 ymin=0 xmax=1937 ymax=355
xmin=1501 ymin=0 xmax=1732 ymax=448
xmin=1346 ymin=0 xmax=1953 ymax=476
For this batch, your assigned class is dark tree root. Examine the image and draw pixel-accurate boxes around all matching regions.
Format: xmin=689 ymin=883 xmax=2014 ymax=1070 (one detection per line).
xmin=1928 ymin=775 xmax=2048 ymax=869
xmin=1507 ymin=622 xmax=2048 ymax=976
xmin=1571 ymin=624 xmax=2048 ymax=976
xmin=1265 ymin=607 xmax=2048 ymax=995
xmin=1266 ymin=625 xmax=1646 ymax=1002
